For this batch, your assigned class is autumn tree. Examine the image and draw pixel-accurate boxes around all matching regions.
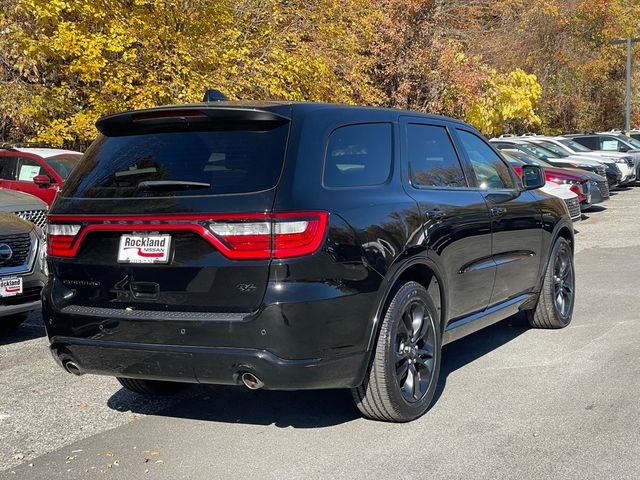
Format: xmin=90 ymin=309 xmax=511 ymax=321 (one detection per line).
xmin=0 ymin=0 xmax=381 ymax=147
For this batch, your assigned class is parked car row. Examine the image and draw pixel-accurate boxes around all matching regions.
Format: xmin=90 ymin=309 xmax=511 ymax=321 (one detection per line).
xmin=490 ymin=132 xmax=640 ymax=220
xmin=0 ymin=98 xmax=635 ymax=422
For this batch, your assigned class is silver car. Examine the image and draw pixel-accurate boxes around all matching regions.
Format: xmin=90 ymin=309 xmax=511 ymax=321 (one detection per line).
xmin=0 ymin=190 xmax=48 ymax=331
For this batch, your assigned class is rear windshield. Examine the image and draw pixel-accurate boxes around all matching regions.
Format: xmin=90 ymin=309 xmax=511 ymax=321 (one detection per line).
xmin=61 ymin=125 xmax=289 ymax=198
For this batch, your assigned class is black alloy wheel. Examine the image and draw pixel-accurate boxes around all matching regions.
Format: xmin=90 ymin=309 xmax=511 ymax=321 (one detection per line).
xmin=552 ymin=242 xmax=575 ymax=320
xmin=395 ymin=301 xmax=436 ymax=403
xmin=526 ymin=236 xmax=575 ymax=329
xmin=352 ymin=281 xmax=442 ymax=422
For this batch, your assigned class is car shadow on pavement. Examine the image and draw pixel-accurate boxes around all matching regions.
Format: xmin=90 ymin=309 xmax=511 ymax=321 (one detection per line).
xmin=106 ymin=313 xmax=529 ymax=428
xmin=431 ymin=311 xmax=529 ymax=407
xmin=0 ymin=313 xmax=46 ymax=346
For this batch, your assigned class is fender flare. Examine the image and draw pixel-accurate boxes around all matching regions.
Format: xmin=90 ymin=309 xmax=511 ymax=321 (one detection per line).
xmin=533 ymin=218 xmax=575 ymax=296
xmin=364 ymin=254 xmax=448 ymax=352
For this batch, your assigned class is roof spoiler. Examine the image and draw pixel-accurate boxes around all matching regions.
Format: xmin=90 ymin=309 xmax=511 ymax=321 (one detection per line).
xmin=96 ymin=106 xmax=289 ymax=136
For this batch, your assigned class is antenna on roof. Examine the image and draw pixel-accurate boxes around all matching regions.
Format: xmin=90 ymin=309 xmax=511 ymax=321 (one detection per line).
xmin=202 ymin=89 xmax=229 ymax=102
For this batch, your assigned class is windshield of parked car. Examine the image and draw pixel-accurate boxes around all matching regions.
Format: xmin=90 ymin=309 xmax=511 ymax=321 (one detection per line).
xmin=500 ymin=151 xmax=526 ymax=166
xmin=530 ymin=140 xmax=570 ymax=157
xmin=621 ymin=135 xmax=640 ymax=149
xmin=559 ymin=138 xmax=592 ymax=152
xmin=503 ymin=149 xmax=553 ymax=168
xmin=514 ymin=142 xmax=560 ymax=159
xmin=45 ymin=154 xmax=83 ymax=180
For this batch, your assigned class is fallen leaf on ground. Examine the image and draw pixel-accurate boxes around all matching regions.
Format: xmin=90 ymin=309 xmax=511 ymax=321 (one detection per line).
xmin=13 ymin=453 xmax=24 ymax=461
xmin=79 ymin=403 xmax=89 ymax=408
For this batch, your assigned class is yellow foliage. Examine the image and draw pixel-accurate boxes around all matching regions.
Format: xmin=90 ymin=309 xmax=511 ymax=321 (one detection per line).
xmin=466 ymin=69 xmax=542 ymax=136
xmin=0 ymin=0 xmax=381 ymax=146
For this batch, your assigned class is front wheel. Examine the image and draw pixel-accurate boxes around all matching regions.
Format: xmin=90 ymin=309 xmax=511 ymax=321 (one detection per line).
xmin=352 ymin=281 xmax=442 ymax=422
xmin=526 ymin=237 xmax=575 ymax=329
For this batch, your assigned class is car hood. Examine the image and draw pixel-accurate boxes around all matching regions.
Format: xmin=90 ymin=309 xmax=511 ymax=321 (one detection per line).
xmin=541 ymin=183 xmax=577 ymax=200
xmin=543 ymin=166 xmax=588 ymax=181
xmin=0 ymin=188 xmax=47 ymax=212
xmin=562 ymin=168 xmax=606 ymax=181
xmin=0 ymin=211 xmax=35 ymax=235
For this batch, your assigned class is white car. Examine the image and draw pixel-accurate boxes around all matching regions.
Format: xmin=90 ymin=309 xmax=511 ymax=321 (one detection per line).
xmin=537 ymin=136 xmax=636 ymax=184
xmin=541 ymin=182 xmax=581 ymax=223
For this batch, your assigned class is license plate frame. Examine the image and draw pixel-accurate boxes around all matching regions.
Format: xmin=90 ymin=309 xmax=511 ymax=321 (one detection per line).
xmin=0 ymin=276 xmax=23 ymax=298
xmin=117 ymin=234 xmax=172 ymax=264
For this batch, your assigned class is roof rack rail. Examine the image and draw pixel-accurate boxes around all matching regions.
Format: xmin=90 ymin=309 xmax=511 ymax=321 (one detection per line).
xmin=202 ymin=89 xmax=229 ymax=102
xmin=499 ymin=134 xmax=515 ymax=138
xmin=521 ymin=133 xmax=538 ymax=136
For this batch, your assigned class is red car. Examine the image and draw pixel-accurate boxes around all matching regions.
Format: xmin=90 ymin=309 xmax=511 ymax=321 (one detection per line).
xmin=0 ymin=147 xmax=83 ymax=205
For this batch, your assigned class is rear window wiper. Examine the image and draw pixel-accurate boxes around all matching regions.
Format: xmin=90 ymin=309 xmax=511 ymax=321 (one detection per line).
xmin=136 ymin=180 xmax=211 ymax=191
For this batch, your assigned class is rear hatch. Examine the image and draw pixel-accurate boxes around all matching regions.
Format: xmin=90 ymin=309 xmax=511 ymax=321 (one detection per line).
xmin=48 ymin=105 xmax=292 ymax=314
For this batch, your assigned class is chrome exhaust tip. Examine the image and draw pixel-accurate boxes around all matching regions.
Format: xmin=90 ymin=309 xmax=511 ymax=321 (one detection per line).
xmin=240 ymin=372 xmax=264 ymax=390
xmin=64 ymin=360 xmax=82 ymax=376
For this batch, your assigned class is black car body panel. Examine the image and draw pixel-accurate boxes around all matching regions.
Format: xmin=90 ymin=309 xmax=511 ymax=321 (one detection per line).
xmin=44 ymin=102 xmax=573 ymax=389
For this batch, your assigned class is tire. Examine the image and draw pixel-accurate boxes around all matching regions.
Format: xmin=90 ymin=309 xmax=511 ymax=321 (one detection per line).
xmin=0 ymin=313 xmax=28 ymax=333
xmin=117 ymin=377 xmax=188 ymax=395
xmin=352 ymin=281 xmax=442 ymax=422
xmin=526 ymin=237 xmax=575 ymax=329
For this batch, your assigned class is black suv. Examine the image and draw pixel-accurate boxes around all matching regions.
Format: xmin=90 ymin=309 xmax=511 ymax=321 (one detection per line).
xmin=44 ymin=101 xmax=575 ymax=422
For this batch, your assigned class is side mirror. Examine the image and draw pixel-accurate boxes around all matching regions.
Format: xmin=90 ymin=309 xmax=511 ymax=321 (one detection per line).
xmin=619 ymin=144 xmax=630 ymax=152
xmin=33 ymin=174 xmax=52 ymax=188
xmin=521 ymin=165 xmax=545 ymax=190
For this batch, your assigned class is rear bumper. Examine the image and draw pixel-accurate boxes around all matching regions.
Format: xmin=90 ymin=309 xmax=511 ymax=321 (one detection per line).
xmin=43 ymin=271 xmax=379 ymax=390
xmin=49 ymin=336 xmax=368 ymax=390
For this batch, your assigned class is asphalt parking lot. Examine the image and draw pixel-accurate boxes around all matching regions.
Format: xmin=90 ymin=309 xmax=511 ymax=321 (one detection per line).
xmin=1 ymin=187 xmax=639 ymax=480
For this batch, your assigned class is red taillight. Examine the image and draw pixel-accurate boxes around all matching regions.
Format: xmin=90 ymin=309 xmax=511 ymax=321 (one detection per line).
xmin=569 ymin=184 xmax=586 ymax=202
xmin=208 ymin=212 xmax=328 ymax=259
xmin=512 ymin=166 xmax=523 ymax=177
xmin=46 ymin=212 xmax=329 ymax=260
xmin=47 ymin=224 xmax=81 ymax=257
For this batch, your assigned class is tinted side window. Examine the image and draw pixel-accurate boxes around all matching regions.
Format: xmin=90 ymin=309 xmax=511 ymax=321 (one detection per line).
xmin=407 ymin=124 xmax=466 ymax=188
xmin=15 ymin=157 xmax=47 ymax=182
xmin=323 ymin=123 xmax=392 ymax=187
xmin=457 ymin=130 xmax=515 ymax=190
xmin=0 ymin=157 xmax=16 ymax=180
xmin=574 ymin=136 xmax=599 ymax=150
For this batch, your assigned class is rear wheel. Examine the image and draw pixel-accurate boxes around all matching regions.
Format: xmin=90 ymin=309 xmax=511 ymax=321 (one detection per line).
xmin=0 ymin=313 xmax=28 ymax=333
xmin=352 ymin=281 xmax=441 ymax=422
xmin=526 ymin=237 xmax=575 ymax=329
xmin=117 ymin=377 xmax=188 ymax=395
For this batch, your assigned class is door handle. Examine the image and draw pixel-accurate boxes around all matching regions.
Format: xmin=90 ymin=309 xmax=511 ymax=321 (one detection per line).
xmin=425 ymin=209 xmax=446 ymax=220
xmin=491 ymin=207 xmax=507 ymax=217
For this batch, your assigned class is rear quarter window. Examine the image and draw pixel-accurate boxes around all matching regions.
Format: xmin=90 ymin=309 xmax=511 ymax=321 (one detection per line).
xmin=323 ymin=123 xmax=392 ymax=187
xmin=61 ymin=124 xmax=289 ymax=198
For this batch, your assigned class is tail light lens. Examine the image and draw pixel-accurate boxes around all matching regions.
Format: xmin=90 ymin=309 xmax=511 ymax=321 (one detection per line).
xmin=47 ymin=224 xmax=81 ymax=257
xmin=47 ymin=212 xmax=329 ymax=260
xmin=208 ymin=212 xmax=328 ymax=259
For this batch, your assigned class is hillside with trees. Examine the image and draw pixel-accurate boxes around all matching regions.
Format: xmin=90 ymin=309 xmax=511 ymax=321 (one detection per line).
xmin=0 ymin=0 xmax=638 ymax=147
